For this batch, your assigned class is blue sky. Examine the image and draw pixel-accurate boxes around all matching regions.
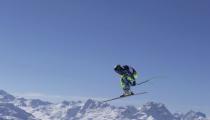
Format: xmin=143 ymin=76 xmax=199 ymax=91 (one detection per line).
xmin=0 ymin=0 xmax=210 ymax=115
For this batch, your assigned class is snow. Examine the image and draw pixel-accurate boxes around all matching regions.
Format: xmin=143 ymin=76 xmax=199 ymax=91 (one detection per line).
xmin=0 ymin=89 xmax=209 ymax=120
xmin=147 ymin=116 xmax=156 ymax=120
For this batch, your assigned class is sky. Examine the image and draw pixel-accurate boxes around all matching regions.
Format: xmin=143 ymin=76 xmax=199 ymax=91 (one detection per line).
xmin=0 ymin=0 xmax=210 ymax=116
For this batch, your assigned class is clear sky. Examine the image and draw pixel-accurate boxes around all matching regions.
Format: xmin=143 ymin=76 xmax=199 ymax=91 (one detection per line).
xmin=0 ymin=0 xmax=210 ymax=115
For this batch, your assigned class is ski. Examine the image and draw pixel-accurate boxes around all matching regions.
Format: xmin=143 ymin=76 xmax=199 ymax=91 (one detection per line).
xmin=136 ymin=79 xmax=151 ymax=86
xmin=102 ymin=92 xmax=148 ymax=103
xmin=136 ymin=76 xmax=160 ymax=86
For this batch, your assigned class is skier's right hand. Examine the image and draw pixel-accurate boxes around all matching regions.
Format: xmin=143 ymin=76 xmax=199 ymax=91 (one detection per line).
xmin=131 ymin=81 xmax=136 ymax=86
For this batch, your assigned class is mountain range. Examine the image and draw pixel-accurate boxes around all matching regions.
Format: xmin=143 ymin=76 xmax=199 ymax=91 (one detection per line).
xmin=0 ymin=90 xmax=208 ymax=120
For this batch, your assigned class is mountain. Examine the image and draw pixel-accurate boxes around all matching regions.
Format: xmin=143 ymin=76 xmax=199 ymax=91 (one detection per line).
xmin=0 ymin=90 xmax=15 ymax=102
xmin=0 ymin=89 xmax=209 ymax=120
xmin=140 ymin=102 xmax=175 ymax=120
xmin=183 ymin=111 xmax=207 ymax=120
xmin=0 ymin=103 xmax=36 ymax=120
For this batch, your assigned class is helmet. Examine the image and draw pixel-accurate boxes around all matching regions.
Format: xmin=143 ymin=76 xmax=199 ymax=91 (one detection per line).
xmin=114 ymin=64 xmax=122 ymax=71
xmin=114 ymin=64 xmax=124 ymax=75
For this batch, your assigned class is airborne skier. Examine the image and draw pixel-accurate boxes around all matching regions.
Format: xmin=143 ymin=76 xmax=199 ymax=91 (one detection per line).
xmin=114 ymin=64 xmax=138 ymax=97
xmin=102 ymin=65 xmax=149 ymax=102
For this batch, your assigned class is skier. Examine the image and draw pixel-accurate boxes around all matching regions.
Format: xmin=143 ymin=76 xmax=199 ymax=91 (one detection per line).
xmin=114 ymin=64 xmax=138 ymax=97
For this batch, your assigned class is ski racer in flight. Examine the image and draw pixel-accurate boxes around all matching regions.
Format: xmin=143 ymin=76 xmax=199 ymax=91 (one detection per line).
xmin=114 ymin=65 xmax=138 ymax=97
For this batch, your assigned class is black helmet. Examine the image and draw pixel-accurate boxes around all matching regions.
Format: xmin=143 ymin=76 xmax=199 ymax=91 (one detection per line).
xmin=114 ymin=64 xmax=122 ymax=70
xmin=114 ymin=64 xmax=124 ymax=75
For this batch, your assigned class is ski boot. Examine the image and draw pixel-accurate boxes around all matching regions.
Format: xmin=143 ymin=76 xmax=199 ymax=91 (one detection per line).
xmin=120 ymin=91 xmax=134 ymax=97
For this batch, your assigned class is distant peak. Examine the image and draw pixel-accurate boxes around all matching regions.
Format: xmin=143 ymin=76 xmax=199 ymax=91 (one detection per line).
xmin=0 ymin=89 xmax=10 ymax=95
xmin=84 ymin=99 xmax=98 ymax=107
xmin=0 ymin=89 xmax=15 ymax=102
xmin=29 ymin=99 xmax=51 ymax=108
xmin=140 ymin=101 xmax=174 ymax=120
xmin=80 ymin=99 xmax=109 ymax=113
xmin=145 ymin=102 xmax=165 ymax=107
xmin=61 ymin=100 xmax=82 ymax=106
xmin=141 ymin=101 xmax=168 ymax=110
xmin=184 ymin=110 xmax=206 ymax=119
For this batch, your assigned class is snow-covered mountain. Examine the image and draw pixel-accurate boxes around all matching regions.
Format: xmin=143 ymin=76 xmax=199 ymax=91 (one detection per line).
xmin=0 ymin=103 xmax=36 ymax=120
xmin=0 ymin=90 xmax=208 ymax=120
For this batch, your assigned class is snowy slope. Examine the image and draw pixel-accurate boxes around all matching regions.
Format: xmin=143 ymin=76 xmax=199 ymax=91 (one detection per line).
xmin=0 ymin=90 xmax=209 ymax=120
xmin=0 ymin=103 xmax=36 ymax=120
